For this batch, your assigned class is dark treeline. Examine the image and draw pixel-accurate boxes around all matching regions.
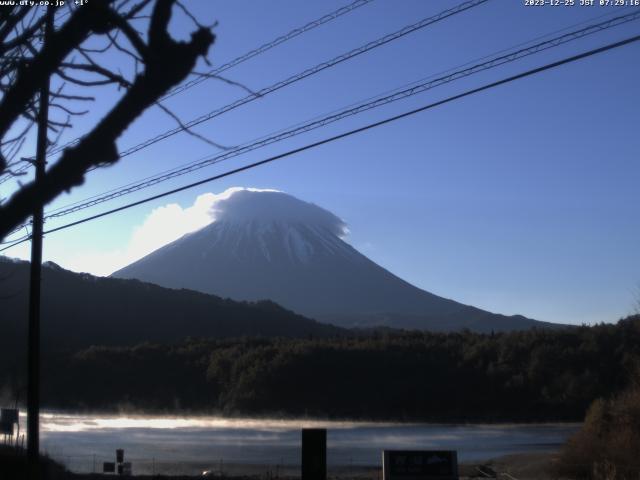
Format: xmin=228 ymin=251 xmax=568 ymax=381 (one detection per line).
xmin=17 ymin=315 xmax=638 ymax=422
xmin=0 ymin=257 xmax=343 ymax=353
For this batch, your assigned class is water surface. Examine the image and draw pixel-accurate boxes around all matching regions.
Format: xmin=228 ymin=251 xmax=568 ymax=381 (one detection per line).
xmin=31 ymin=412 xmax=579 ymax=475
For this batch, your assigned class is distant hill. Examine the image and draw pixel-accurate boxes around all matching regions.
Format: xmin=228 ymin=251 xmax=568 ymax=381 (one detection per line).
xmin=0 ymin=257 xmax=344 ymax=354
xmin=114 ymin=188 xmax=557 ymax=332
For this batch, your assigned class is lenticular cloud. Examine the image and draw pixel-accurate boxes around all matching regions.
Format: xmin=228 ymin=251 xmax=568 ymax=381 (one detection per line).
xmin=113 ymin=186 xmax=541 ymax=332
xmin=209 ymin=188 xmax=348 ymax=238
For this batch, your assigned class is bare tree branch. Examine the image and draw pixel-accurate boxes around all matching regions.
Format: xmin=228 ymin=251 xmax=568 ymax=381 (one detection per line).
xmin=0 ymin=0 xmax=215 ymax=239
xmin=55 ymin=69 xmax=120 ymax=87
xmin=0 ymin=6 xmax=30 ymax=45
xmin=0 ymin=1 xmax=118 ymax=144
xmin=155 ymin=101 xmax=230 ymax=150
xmin=50 ymin=103 xmax=89 ymax=116
xmin=59 ymin=62 xmax=132 ymax=87
xmin=50 ymin=92 xmax=96 ymax=101
xmin=190 ymin=70 xmax=259 ymax=97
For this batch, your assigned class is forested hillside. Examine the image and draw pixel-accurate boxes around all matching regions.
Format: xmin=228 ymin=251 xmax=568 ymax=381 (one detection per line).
xmin=32 ymin=315 xmax=640 ymax=421
xmin=0 ymin=257 xmax=343 ymax=353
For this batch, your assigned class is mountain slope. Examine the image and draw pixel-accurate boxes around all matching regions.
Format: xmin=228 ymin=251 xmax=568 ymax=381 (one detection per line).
xmin=113 ymin=189 xmax=552 ymax=332
xmin=0 ymin=257 xmax=344 ymax=354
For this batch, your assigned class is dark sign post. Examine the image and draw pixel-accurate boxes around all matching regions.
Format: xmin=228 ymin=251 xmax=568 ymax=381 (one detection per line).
xmin=1 ymin=408 xmax=18 ymax=440
xmin=103 ymin=462 xmax=116 ymax=474
xmin=301 ymin=428 xmax=326 ymax=480
xmin=114 ymin=449 xmax=126 ymax=475
xmin=383 ymin=451 xmax=458 ymax=480
xmin=0 ymin=420 xmax=13 ymax=435
xmin=1 ymin=408 xmax=18 ymax=424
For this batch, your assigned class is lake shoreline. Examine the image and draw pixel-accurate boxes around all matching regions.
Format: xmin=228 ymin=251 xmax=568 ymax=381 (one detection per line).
xmin=3 ymin=445 xmax=562 ymax=479
xmin=31 ymin=408 xmax=584 ymax=427
xmin=19 ymin=412 xmax=582 ymax=477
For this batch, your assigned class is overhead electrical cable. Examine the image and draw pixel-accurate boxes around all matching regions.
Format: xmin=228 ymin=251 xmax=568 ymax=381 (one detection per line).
xmin=26 ymin=0 xmax=489 ymax=171
xmin=105 ymin=0 xmax=491 ymax=160
xmin=0 ymin=0 xmax=376 ymax=183
xmin=35 ymin=10 xmax=640 ymax=221
xmin=2 ymin=32 xmax=639 ymax=253
xmin=3 ymin=8 xmax=637 ymax=242
xmin=160 ymin=0 xmax=375 ymax=101
xmin=37 ymin=6 xmax=638 ymax=219
xmin=0 ymin=0 xmax=490 ymax=193
xmin=47 ymin=0 xmax=377 ymax=158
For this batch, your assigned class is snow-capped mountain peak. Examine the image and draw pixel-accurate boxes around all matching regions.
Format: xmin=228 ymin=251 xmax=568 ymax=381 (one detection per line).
xmin=113 ymin=188 xmax=545 ymax=332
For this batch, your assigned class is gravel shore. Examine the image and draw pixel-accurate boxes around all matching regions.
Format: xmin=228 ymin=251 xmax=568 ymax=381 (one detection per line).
xmin=1 ymin=447 xmax=561 ymax=479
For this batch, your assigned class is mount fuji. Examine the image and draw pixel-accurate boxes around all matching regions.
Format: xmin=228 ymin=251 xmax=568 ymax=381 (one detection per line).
xmin=112 ymin=189 xmax=550 ymax=332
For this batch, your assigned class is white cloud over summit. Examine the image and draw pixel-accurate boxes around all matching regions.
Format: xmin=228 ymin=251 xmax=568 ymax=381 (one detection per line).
xmin=3 ymin=187 xmax=346 ymax=277
xmin=65 ymin=187 xmax=281 ymax=276
xmin=211 ymin=188 xmax=348 ymax=237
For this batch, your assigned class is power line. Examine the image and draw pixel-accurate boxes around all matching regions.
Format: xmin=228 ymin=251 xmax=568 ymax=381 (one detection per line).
xmin=36 ymin=10 xmax=640 ymax=222
xmin=0 ymin=0 xmax=375 ymax=183
xmin=4 ymin=9 xmax=638 ymax=247
xmin=0 ymin=232 xmax=30 ymax=245
xmin=111 ymin=0 xmax=490 ymax=160
xmin=3 ymin=32 xmax=638 ymax=253
xmin=160 ymin=0 xmax=375 ymax=101
xmin=47 ymin=0 xmax=377 ymax=158
xmin=29 ymin=0 xmax=488 ymax=178
xmin=38 ymin=6 xmax=638 ymax=220
xmin=1 ymin=0 xmax=490 ymax=198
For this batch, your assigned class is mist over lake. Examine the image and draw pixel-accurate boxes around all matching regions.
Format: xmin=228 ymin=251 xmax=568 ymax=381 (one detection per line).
xmin=35 ymin=412 xmax=580 ymax=475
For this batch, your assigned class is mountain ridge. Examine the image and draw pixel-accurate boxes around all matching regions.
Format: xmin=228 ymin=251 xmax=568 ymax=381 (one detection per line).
xmin=113 ymin=189 xmax=556 ymax=332
xmin=0 ymin=256 xmax=344 ymax=354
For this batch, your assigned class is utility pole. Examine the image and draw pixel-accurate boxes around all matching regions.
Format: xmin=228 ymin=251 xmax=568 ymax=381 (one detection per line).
xmin=27 ymin=6 xmax=53 ymax=473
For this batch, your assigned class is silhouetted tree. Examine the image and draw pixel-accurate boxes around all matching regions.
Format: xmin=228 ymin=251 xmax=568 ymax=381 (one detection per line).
xmin=0 ymin=0 xmax=215 ymax=239
xmin=1 ymin=314 xmax=633 ymax=421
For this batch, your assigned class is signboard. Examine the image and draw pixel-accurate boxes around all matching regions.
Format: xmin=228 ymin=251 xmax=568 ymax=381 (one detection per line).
xmin=0 ymin=420 xmax=13 ymax=435
xmin=301 ymin=428 xmax=326 ymax=480
xmin=116 ymin=448 xmax=124 ymax=463
xmin=383 ymin=451 xmax=458 ymax=480
xmin=103 ymin=462 xmax=116 ymax=473
xmin=0 ymin=408 xmax=18 ymax=424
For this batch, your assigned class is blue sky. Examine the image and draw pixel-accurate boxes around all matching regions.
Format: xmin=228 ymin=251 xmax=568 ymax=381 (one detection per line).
xmin=1 ymin=0 xmax=639 ymax=325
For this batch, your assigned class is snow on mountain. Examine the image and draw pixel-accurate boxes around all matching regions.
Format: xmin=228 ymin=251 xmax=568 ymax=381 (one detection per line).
xmin=112 ymin=188 xmax=551 ymax=332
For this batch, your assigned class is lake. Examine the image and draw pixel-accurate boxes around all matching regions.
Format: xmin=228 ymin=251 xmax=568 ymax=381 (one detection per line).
xmin=27 ymin=412 xmax=580 ymax=475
